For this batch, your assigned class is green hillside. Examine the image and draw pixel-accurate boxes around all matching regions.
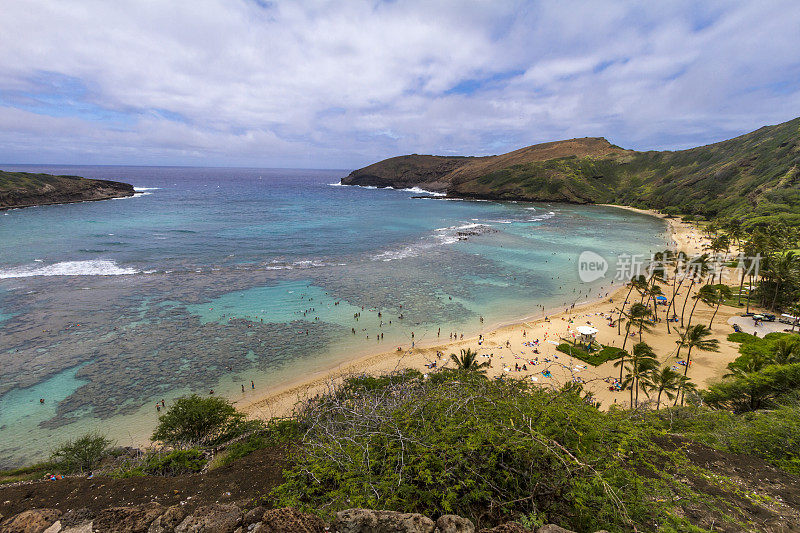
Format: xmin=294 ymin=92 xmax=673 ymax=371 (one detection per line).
xmin=344 ymin=116 xmax=800 ymax=225
xmin=0 ymin=170 xmax=134 ymax=209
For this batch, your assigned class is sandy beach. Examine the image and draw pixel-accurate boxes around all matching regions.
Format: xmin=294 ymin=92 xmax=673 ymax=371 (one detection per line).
xmin=239 ymin=204 xmax=754 ymax=418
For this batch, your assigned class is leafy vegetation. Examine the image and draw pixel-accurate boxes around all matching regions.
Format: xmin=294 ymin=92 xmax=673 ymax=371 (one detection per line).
xmin=143 ymin=449 xmax=207 ymax=475
xmin=556 ymin=342 xmax=624 ymax=366
xmin=152 ymin=394 xmax=261 ymax=447
xmin=347 ymin=116 xmax=800 ymax=226
xmin=220 ymin=419 xmax=303 ymax=467
xmin=270 ymin=369 xmax=800 ymax=531
xmin=703 ymin=331 xmax=800 ymax=412
xmin=50 ymin=432 xmax=112 ymax=474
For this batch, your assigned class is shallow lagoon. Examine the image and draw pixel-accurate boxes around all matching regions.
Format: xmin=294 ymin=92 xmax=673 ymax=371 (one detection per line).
xmin=0 ymin=166 xmax=671 ymax=466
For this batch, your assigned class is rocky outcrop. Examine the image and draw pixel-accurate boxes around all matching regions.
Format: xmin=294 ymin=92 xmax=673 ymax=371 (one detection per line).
xmin=332 ymin=508 xmax=437 ymax=533
xmin=0 ymin=505 xmax=589 ymax=533
xmin=341 ymin=155 xmax=477 ymax=192
xmin=174 ymin=504 xmax=241 ymax=533
xmin=340 ymin=137 xmax=626 ymax=201
xmin=260 ymin=507 xmax=325 ymax=532
xmin=0 ymin=508 xmax=61 ymax=532
xmin=339 ymin=116 xmax=800 ymax=223
xmin=435 ymin=515 xmax=475 ymax=533
xmin=0 ymin=170 xmax=134 ymax=210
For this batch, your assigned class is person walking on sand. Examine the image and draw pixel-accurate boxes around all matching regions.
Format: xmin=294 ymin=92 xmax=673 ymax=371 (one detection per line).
xmin=251 ymin=380 xmax=255 ymax=389
xmin=241 ymin=384 xmax=245 ymax=393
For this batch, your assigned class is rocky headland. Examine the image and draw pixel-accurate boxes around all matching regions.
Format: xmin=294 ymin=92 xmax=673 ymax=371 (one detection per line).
xmin=0 ymin=170 xmax=134 ymax=210
xmin=342 ymin=116 xmax=800 ymax=225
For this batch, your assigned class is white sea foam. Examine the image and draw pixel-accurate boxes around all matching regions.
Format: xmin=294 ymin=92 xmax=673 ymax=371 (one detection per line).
xmin=373 ymin=223 xmax=491 ymax=261
xmin=133 ymin=187 xmax=161 ymax=191
xmin=113 ymin=191 xmax=151 ymax=200
xmin=528 ymin=211 xmax=556 ymax=222
xmin=0 ymin=260 xmax=139 ymax=279
xmin=400 ymin=186 xmax=447 ymax=197
xmin=264 ymin=259 xmax=330 ymax=271
xmin=329 ymin=182 xmax=446 ymax=197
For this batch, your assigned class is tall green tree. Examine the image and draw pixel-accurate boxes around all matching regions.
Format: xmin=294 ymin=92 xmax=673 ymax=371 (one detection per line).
xmin=642 ymin=365 xmax=682 ymax=410
xmin=449 ymin=348 xmax=489 ymax=373
xmin=680 ymin=254 xmax=709 ymax=328
xmin=674 ymin=324 xmax=719 ymax=405
xmin=613 ymin=342 xmax=658 ymax=408
xmin=152 ymin=395 xmax=245 ymax=447
xmin=699 ymin=284 xmax=733 ymax=330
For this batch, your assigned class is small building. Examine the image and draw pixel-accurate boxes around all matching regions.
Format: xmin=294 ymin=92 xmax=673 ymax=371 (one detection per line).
xmin=575 ymin=325 xmax=598 ymax=344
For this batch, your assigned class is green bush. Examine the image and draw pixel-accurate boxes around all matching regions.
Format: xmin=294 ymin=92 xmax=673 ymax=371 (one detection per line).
xmin=342 ymin=369 xmax=423 ymax=393
xmin=556 ymin=343 xmax=625 ymax=366
xmin=220 ymin=419 xmax=303 ymax=467
xmin=144 ymin=449 xmax=207 ymax=476
xmin=703 ymin=363 xmax=800 ymax=412
xmin=644 ymin=404 xmax=800 ymax=475
xmin=152 ymin=394 xmax=252 ymax=447
xmin=50 ymin=432 xmax=112 ymax=474
xmin=726 ymin=332 xmax=757 ymax=344
xmin=274 ymin=371 xmax=698 ymax=531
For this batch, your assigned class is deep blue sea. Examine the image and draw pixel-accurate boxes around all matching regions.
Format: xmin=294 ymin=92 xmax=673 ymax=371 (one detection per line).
xmin=0 ymin=166 xmax=671 ymax=466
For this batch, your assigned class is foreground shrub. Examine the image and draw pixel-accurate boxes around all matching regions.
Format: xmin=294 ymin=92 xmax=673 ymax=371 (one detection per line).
xmin=646 ymin=404 xmax=800 ymax=475
xmin=50 ymin=432 xmax=112 ymax=474
xmin=702 ymin=363 xmax=800 ymax=411
xmin=274 ymin=372 xmax=696 ymax=531
xmin=152 ymin=394 xmax=254 ymax=447
xmin=221 ymin=418 xmax=303 ymax=467
xmin=144 ymin=449 xmax=207 ymax=475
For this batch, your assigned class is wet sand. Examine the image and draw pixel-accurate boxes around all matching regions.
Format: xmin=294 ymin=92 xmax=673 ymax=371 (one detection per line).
xmin=240 ymin=206 xmax=750 ymax=417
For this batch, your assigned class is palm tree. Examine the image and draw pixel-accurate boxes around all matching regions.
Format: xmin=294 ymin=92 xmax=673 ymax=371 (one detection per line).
xmin=685 ymin=283 xmax=721 ymax=330
xmin=723 ymin=351 xmax=770 ymax=378
xmin=618 ymin=303 xmax=652 ymax=381
xmin=699 ymin=284 xmax=734 ymax=330
xmin=763 ymin=251 xmax=799 ymax=311
xmin=676 ymin=324 xmax=720 ymax=377
xmin=449 ymin=348 xmax=489 ymax=373
xmin=614 ymin=342 xmax=658 ymax=407
xmin=680 ymin=254 xmax=709 ymax=328
xmin=772 ymin=337 xmax=800 ymax=365
xmin=643 ymin=365 xmax=682 ymax=409
xmin=788 ymin=302 xmax=800 ymax=333
xmin=649 ymin=285 xmax=664 ymax=323
xmin=705 ymin=235 xmax=730 ymax=284
xmin=617 ymin=275 xmax=647 ymax=336
xmin=630 ymin=303 xmax=654 ymax=343
xmin=665 ymin=251 xmax=687 ymax=335
xmin=676 ymin=375 xmax=698 ymax=406
xmin=674 ymin=324 xmax=719 ymax=405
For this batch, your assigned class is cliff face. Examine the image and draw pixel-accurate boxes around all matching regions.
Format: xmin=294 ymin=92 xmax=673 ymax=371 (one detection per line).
xmin=0 ymin=171 xmax=135 ymax=209
xmin=342 ymin=117 xmax=800 ymax=223
xmin=342 ymin=154 xmax=480 ymax=192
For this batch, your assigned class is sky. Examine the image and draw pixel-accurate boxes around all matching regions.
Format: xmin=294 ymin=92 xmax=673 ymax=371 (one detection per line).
xmin=1 ymin=0 xmax=799 ymax=169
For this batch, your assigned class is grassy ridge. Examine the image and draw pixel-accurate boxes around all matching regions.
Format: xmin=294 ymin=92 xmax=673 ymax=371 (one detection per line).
xmin=0 ymin=170 xmax=134 ymax=208
xmin=345 ymin=116 xmax=800 ymax=225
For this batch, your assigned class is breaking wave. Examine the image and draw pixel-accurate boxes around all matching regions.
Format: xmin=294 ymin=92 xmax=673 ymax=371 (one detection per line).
xmin=0 ymin=260 xmax=140 ymax=279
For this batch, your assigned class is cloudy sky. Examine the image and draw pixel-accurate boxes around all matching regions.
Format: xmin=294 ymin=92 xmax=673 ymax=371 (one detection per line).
xmin=1 ymin=1 xmax=799 ymax=169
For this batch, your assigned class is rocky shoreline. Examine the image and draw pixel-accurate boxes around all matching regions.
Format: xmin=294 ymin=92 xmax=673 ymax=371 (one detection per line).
xmin=0 ymin=170 xmax=134 ymax=210
xmin=0 ymin=504 xmax=593 ymax=533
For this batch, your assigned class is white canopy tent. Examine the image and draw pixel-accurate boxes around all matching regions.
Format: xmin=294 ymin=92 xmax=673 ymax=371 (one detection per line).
xmin=575 ymin=325 xmax=598 ymax=343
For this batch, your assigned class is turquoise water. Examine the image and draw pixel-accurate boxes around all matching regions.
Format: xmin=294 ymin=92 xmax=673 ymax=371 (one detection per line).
xmin=0 ymin=166 xmax=671 ymax=466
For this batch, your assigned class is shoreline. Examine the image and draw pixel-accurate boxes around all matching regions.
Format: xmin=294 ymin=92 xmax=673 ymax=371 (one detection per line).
xmin=240 ymin=204 xmax=688 ymax=419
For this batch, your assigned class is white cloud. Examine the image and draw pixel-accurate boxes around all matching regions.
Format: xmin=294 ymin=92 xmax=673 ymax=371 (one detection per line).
xmin=0 ymin=0 xmax=799 ymax=167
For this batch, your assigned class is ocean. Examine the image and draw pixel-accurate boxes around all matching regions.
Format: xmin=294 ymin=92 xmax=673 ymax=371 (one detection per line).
xmin=0 ymin=165 xmax=671 ymax=466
